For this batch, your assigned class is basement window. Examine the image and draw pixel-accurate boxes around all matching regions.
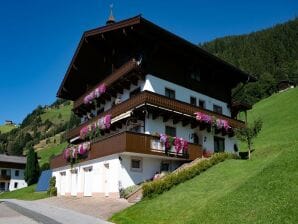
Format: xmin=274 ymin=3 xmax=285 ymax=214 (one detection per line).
xmin=131 ymin=157 xmax=143 ymax=172
xmin=14 ymin=182 xmax=18 ymax=188
xmin=199 ymin=100 xmax=205 ymax=108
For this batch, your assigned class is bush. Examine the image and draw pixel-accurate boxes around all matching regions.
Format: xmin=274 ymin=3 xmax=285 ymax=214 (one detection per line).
xmin=142 ymin=153 xmax=232 ymax=198
xmin=119 ymin=185 xmax=140 ymax=198
xmin=47 ymin=176 xmax=57 ymax=197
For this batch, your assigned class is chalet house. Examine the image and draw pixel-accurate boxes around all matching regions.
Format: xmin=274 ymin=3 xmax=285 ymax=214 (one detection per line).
xmin=0 ymin=154 xmax=27 ymax=191
xmin=50 ymin=15 xmax=255 ymax=198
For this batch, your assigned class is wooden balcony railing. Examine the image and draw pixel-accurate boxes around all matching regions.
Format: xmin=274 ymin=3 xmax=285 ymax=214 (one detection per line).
xmin=50 ymin=131 xmax=203 ymax=169
xmin=73 ymin=60 xmax=140 ymax=110
xmin=66 ymin=91 xmax=245 ymax=140
xmin=0 ymin=175 xmax=11 ymax=181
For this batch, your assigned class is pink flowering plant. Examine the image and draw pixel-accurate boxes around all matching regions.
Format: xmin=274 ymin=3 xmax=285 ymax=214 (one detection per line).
xmin=63 ymin=142 xmax=91 ymax=165
xmin=159 ymin=133 xmax=188 ymax=156
xmin=194 ymin=111 xmax=234 ymax=136
xmin=80 ymin=114 xmax=112 ymax=140
xmin=83 ymin=83 xmax=107 ymax=104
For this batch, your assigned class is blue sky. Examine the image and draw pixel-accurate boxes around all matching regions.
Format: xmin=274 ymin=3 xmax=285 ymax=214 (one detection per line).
xmin=0 ymin=0 xmax=297 ymax=124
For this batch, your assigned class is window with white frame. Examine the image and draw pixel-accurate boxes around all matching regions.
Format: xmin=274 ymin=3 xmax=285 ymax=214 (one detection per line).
xmin=130 ymin=157 xmax=143 ymax=172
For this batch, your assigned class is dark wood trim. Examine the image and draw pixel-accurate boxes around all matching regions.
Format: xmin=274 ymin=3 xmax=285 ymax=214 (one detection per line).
xmin=66 ymin=90 xmax=245 ymax=140
xmin=50 ymin=131 xmax=202 ymax=169
xmin=73 ymin=59 xmax=141 ymax=110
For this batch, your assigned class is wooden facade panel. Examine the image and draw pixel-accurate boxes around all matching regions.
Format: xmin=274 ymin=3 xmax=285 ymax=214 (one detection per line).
xmin=66 ymin=91 xmax=245 ymax=140
xmin=74 ymin=60 xmax=139 ymax=109
xmin=51 ymin=131 xmax=203 ymax=169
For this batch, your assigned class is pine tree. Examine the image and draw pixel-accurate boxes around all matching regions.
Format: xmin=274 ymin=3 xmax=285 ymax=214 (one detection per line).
xmin=24 ymin=146 xmax=40 ymax=185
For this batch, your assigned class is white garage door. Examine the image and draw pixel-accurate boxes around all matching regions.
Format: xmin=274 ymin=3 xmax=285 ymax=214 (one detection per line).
xmin=60 ymin=172 xmax=66 ymax=196
xmin=70 ymin=169 xmax=78 ymax=196
xmin=84 ymin=167 xmax=93 ymax=197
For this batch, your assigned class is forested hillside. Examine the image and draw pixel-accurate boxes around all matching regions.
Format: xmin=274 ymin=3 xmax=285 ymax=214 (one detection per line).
xmin=202 ymin=18 xmax=298 ymax=104
xmin=0 ymin=99 xmax=79 ymax=156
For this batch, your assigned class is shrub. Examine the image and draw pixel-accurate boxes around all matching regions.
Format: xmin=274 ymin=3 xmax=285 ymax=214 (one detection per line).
xmin=142 ymin=153 xmax=231 ymax=198
xmin=119 ymin=185 xmax=140 ymax=198
xmin=47 ymin=176 xmax=57 ymax=197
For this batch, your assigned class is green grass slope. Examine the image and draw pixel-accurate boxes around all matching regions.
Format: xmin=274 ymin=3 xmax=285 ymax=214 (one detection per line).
xmin=111 ymin=88 xmax=298 ymax=224
xmin=0 ymin=124 xmax=16 ymax=133
xmin=37 ymin=142 xmax=67 ymax=166
xmin=41 ymin=103 xmax=72 ymax=125
xmin=0 ymin=184 xmax=48 ymax=201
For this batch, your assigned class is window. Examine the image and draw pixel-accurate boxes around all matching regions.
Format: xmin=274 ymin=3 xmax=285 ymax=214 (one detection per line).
xmin=165 ymin=126 xmax=176 ymax=137
xmin=15 ymin=170 xmax=19 ymax=177
xmin=0 ymin=182 xmax=5 ymax=191
xmin=165 ymin=88 xmax=175 ymax=99
xmin=131 ymin=157 xmax=142 ymax=172
xmin=213 ymin=104 xmax=223 ymax=114
xmin=14 ymin=182 xmax=18 ymax=189
xmin=1 ymin=169 xmax=6 ymax=176
xmin=190 ymin=72 xmax=200 ymax=82
xmin=214 ymin=137 xmax=225 ymax=153
xmin=130 ymin=87 xmax=141 ymax=98
xmin=161 ymin=161 xmax=170 ymax=172
xmin=190 ymin=96 xmax=197 ymax=106
xmin=199 ymin=100 xmax=205 ymax=108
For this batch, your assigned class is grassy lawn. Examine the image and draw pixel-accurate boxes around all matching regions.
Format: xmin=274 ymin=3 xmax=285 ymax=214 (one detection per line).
xmin=110 ymin=88 xmax=298 ymax=223
xmin=40 ymin=104 xmax=72 ymax=125
xmin=0 ymin=124 xmax=16 ymax=134
xmin=0 ymin=184 xmax=48 ymax=201
xmin=37 ymin=142 xmax=67 ymax=166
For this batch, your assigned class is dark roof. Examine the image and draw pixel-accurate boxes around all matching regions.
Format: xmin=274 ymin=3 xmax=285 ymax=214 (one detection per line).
xmin=0 ymin=154 xmax=26 ymax=164
xmin=57 ymin=15 xmax=256 ymax=99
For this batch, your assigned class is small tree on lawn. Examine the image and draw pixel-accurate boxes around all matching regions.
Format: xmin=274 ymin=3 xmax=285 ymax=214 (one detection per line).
xmin=236 ymin=118 xmax=263 ymax=159
xmin=24 ymin=146 xmax=40 ymax=185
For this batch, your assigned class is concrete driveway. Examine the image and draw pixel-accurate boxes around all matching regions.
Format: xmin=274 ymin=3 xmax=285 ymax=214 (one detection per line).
xmin=39 ymin=196 xmax=132 ymax=220
xmin=1 ymin=199 xmax=111 ymax=224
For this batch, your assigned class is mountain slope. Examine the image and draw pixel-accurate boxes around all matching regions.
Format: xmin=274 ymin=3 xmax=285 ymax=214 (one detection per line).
xmin=110 ymin=88 xmax=298 ymax=224
xmin=202 ymin=18 xmax=298 ymax=104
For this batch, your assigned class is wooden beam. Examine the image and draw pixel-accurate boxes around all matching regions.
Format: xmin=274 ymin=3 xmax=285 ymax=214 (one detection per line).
xmin=182 ymin=119 xmax=190 ymax=127
xmin=191 ymin=122 xmax=199 ymax=129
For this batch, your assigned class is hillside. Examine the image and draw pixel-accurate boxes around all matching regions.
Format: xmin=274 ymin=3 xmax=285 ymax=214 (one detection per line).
xmin=110 ymin=88 xmax=298 ymax=223
xmin=0 ymin=124 xmax=16 ymax=134
xmin=0 ymin=100 xmax=77 ymax=165
xmin=202 ymin=18 xmax=298 ymax=104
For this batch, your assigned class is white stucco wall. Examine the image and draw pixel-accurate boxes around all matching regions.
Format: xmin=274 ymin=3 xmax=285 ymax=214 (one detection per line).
xmin=53 ymin=154 xmax=121 ymax=196
xmin=0 ymin=168 xmax=27 ymax=191
xmin=143 ymin=74 xmax=231 ymax=117
xmin=119 ymin=154 xmax=181 ymax=189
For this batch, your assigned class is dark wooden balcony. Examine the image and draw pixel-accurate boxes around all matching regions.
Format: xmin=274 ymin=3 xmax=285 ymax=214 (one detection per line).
xmin=73 ymin=59 xmax=142 ymax=112
xmin=50 ymin=131 xmax=203 ymax=169
xmin=0 ymin=175 xmax=11 ymax=181
xmin=66 ymin=90 xmax=245 ymax=140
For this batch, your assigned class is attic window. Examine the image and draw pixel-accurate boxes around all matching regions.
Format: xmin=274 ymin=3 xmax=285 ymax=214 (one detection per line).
xmin=190 ymin=72 xmax=200 ymax=82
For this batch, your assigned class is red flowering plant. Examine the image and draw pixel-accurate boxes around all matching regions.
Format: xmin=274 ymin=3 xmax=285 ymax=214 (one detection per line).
xmin=202 ymin=149 xmax=213 ymax=158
